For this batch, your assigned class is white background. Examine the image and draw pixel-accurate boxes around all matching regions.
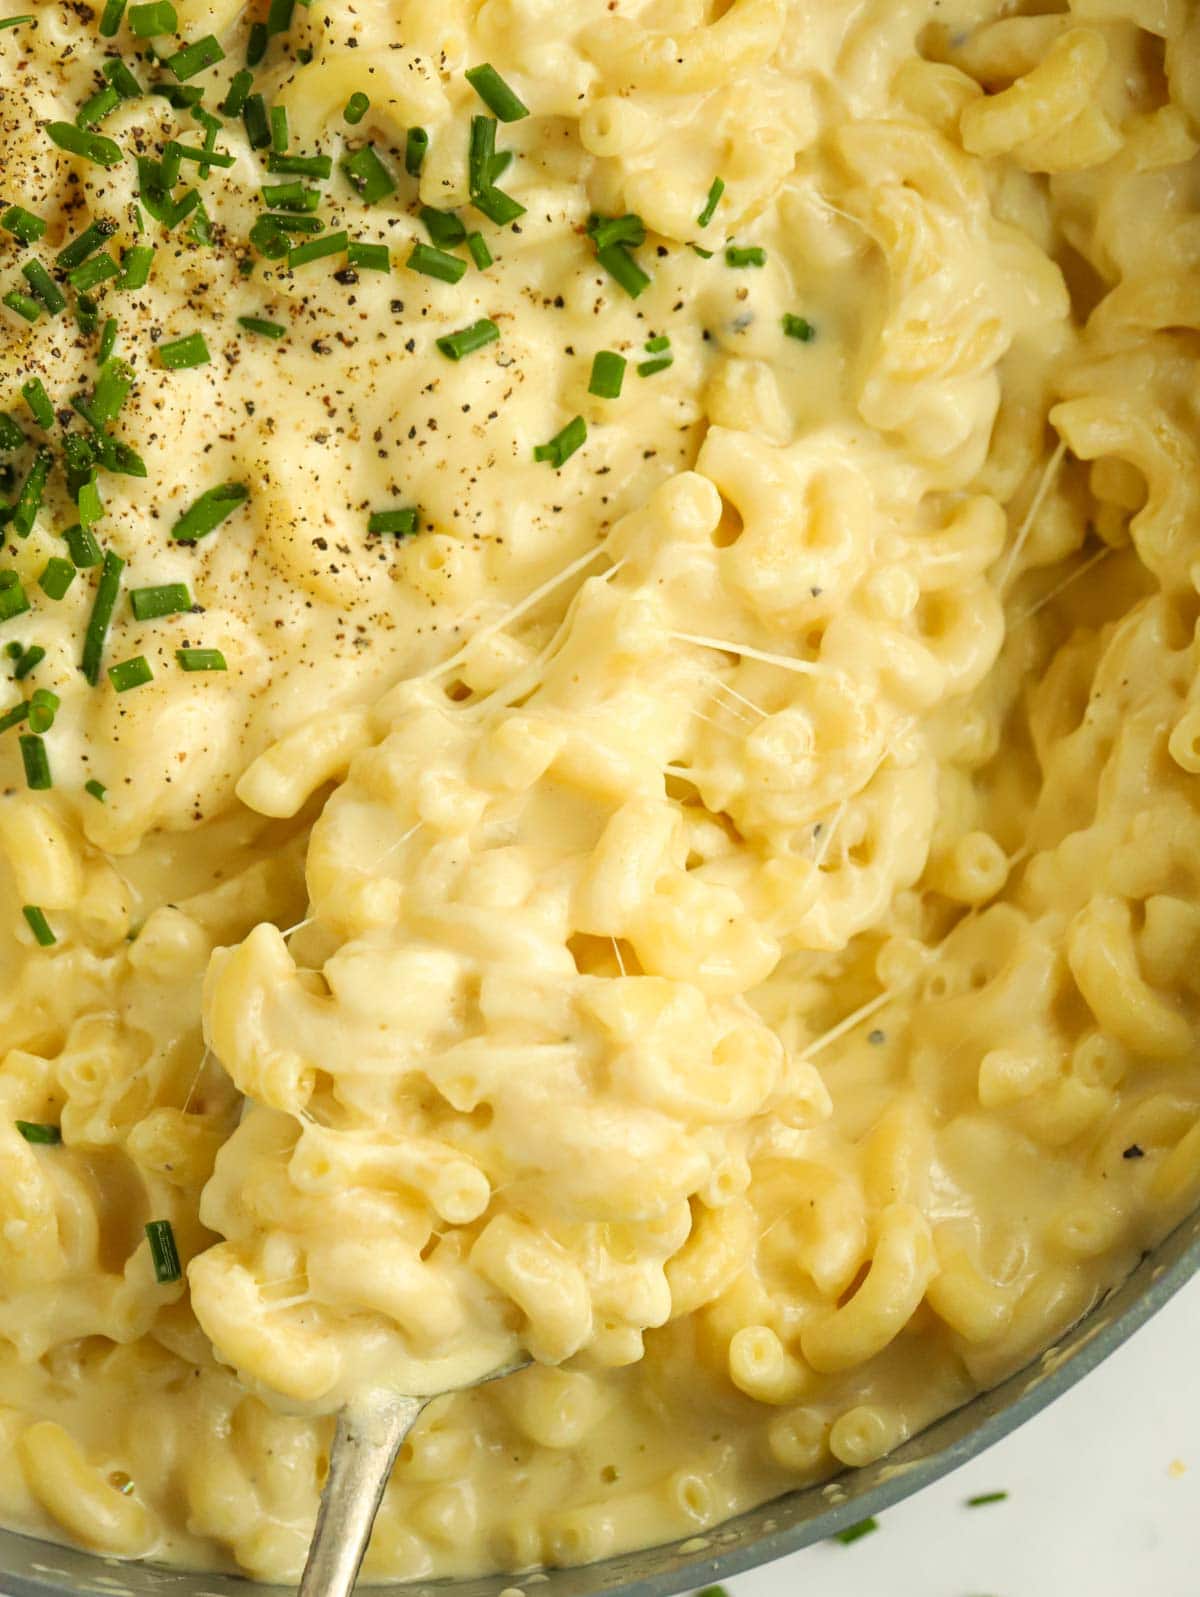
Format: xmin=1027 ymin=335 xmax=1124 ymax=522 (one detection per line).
xmin=731 ymin=1273 xmax=1199 ymax=1597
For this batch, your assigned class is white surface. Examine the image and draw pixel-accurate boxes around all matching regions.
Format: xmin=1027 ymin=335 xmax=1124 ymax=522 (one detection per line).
xmin=731 ymin=1273 xmax=1200 ymax=1597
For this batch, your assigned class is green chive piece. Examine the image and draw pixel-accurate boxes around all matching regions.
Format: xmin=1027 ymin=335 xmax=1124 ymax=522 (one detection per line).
xmin=220 ymin=67 xmax=252 ymax=116
xmin=87 ymin=357 xmax=134 ymax=426
xmin=287 ymin=231 xmax=348 ymax=269
xmin=243 ymin=93 xmax=270 ymax=149
xmin=166 ymin=33 xmax=223 ymax=79
xmin=21 ymin=378 xmax=54 ymax=429
xmin=261 ymin=212 xmax=324 ymax=235
xmin=69 ymin=254 xmax=119 ymax=293
xmin=85 ymin=777 xmax=107 ymax=801
xmin=644 ymin=334 xmax=670 ymax=353
xmin=466 ymin=231 xmax=492 ymax=270
xmin=436 ymin=318 xmax=499 ymax=361
xmin=588 ymin=350 xmax=625 ymax=399
xmin=367 ymin=508 xmax=418 ymax=536
xmin=130 ymin=581 xmax=191 ymax=619
xmin=596 ymin=243 xmax=649 ymax=299
xmin=0 ymin=572 xmax=29 ymax=621
xmin=966 ymin=1492 xmax=1009 ymax=1508
xmin=270 ymin=103 xmax=289 ymax=153
xmin=261 ymin=181 xmax=319 ymax=211
xmin=19 ymin=733 xmax=51 ymax=790
xmin=145 ymin=1218 xmax=181 ymax=1282
xmin=63 ymin=524 xmax=102 ymax=568
xmin=465 ymin=63 xmax=529 ymax=122
xmin=783 ymin=312 xmax=816 ymax=342
xmin=98 ymin=0 xmax=127 ymax=35
xmin=0 ymin=412 xmax=23 ymax=450
xmin=176 ymin=647 xmax=227 ymax=671
xmin=533 ymin=414 xmax=586 ymax=468
xmin=3 ymin=289 xmax=42 ymax=323
xmin=108 ymin=654 xmax=152 ymax=692
xmin=406 ymin=241 xmax=467 ymax=284
xmin=171 ymin=142 xmax=234 ymax=170
xmin=16 ymin=1118 xmax=61 ymax=1141
xmin=725 ymin=244 xmax=766 ymax=267
xmin=344 ymin=241 xmax=387 ymax=271
xmin=102 ymin=56 xmax=142 ymax=98
xmin=81 ymin=548 xmax=124 ymax=684
xmin=0 ymin=13 xmax=33 ymax=28
xmin=237 ymin=315 xmax=286 ymax=338
xmin=266 ymin=0 xmax=294 ymax=33
xmin=697 ymin=176 xmax=725 ymax=228
xmin=128 ymin=0 xmax=175 ymax=36
xmin=118 ymin=243 xmax=154 ymax=289
xmin=405 ymin=126 xmax=428 ymax=175
xmin=46 ymin=121 xmax=123 ymax=166
xmin=14 ymin=645 xmax=45 ymax=681
xmin=12 ymin=448 xmax=52 ymax=537
xmin=248 ymin=215 xmax=288 ymax=258
xmin=2 ymin=205 xmax=46 ymax=245
xmin=470 ymin=184 xmax=524 ymax=226
xmin=39 ymin=558 xmax=76 ymax=601
xmin=75 ymin=85 xmax=122 ymax=129
xmin=587 ymin=213 xmax=645 ymax=251
xmin=245 ymin=19 xmax=267 ymax=65
xmin=267 ymin=151 xmax=332 ymax=178
xmin=344 ymin=91 xmax=369 ymax=125
xmin=0 ymin=700 xmax=28 ymax=733
xmin=98 ymin=316 xmax=118 ymax=362
xmin=341 ymin=143 xmax=395 ymax=204
xmin=695 ymin=1587 xmax=730 ymax=1597
xmin=28 ymin=688 xmax=58 ymax=733
xmin=156 ymin=331 xmax=210 ymax=369
xmin=638 ymin=353 xmax=673 ymax=377
xmin=421 ymin=206 xmax=465 ymax=248
xmin=468 ymin=114 xmax=497 ymax=197
xmin=691 ymin=245 xmax=713 ymax=259
xmin=832 ymin=1517 xmax=879 ymax=1546
xmin=171 ymin=483 xmax=248 ymax=543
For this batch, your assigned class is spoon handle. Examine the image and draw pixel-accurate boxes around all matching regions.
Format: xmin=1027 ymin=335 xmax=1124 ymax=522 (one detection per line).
xmin=298 ymin=1394 xmax=428 ymax=1597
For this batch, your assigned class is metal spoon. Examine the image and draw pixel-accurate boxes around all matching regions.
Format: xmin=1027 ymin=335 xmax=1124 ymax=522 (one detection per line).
xmin=298 ymin=1362 xmax=528 ymax=1597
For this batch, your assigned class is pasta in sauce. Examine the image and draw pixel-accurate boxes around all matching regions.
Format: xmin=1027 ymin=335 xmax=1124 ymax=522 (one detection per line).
xmin=0 ymin=0 xmax=1199 ymax=1579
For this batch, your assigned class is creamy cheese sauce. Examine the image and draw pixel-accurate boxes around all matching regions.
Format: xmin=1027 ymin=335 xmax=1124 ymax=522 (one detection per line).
xmin=1 ymin=0 xmax=1199 ymax=1580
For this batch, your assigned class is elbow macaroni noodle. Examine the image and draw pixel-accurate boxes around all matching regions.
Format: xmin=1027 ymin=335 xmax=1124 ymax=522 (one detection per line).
xmin=0 ymin=0 xmax=1199 ymax=1577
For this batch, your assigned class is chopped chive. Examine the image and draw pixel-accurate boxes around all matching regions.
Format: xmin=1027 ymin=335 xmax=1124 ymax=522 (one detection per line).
xmin=725 ymin=244 xmax=766 ymax=267
xmin=75 ymin=85 xmax=122 ymax=129
xmin=12 ymin=448 xmax=52 ymax=537
xmin=261 ymin=181 xmax=319 ymax=211
xmin=966 ymin=1492 xmax=1009 ymax=1507
xmin=261 ymin=212 xmax=324 ymax=235
xmin=3 ymin=289 xmax=42 ymax=323
xmin=697 ymin=176 xmax=725 ymax=228
xmin=98 ymin=0 xmax=127 ymax=35
xmin=166 ymin=33 xmax=223 ymax=79
xmin=28 ymin=688 xmax=58 ymax=732
xmin=0 ymin=571 xmax=29 ymax=621
xmin=108 ymin=654 xmax=152 ymax=692
xmin=588 ymin=350 xmax=625 ymax=399
xmin=587 ymin=213 xmax=645 ymax=251
xmin=171 ymin=482 xmax=248 ymax=543
xmin=248 ymin=215 xmax=288 ymax=258
xmin=16 ymin=1118 xmax=61 ymax=1141
xmin=341 ymin=143 xmax=396 ymax=204
xmin=130 ymin=582 xmax=191 ymax=619
xmin=69 ymin=253 xmax=119 ymax=293
xmin=783 ymin=312 xmax=816 ymax=342
xmin=2 ymin=205 xmax=46 ymax=245
xmin=21 ymin=378 xmax=53 ymax=429
xmin=46 ymin=121 xmax=123 ymax=166
xmin=63 ymin=524 xmax=102 ymax=567
xmin=406 ymin=241 xmax=467 ymax=284
xmin=19 ymin=733 xmax=51 ymax=790
xmin=145 ymin=1218 xmax=181 ymax=1282
xmin=468 ymin=114 xmax=497 ymax=197
xmin=220 ymin=67 xmax=252 ymax=116
xmin=367 ymin=507 xmax=418 ymax=536
xmin=98 ymin=316 xmax=118 ymax=362
xmin=81 ymin=548 xmax=124 ymax=684
xmin=644 ymin=334 xmax=670 ymax=353
xmin=832 ymin=1517 xmax=878 ymax=1546
xmin=171 ymin=142 xmax=234 ymax=169
xmin=596 ymin=243 xmax=649 ymax=298
xmin=638 ymin=353 xmax=673 ymax=377
xmin=465 ymin=63 xmax=529 ymax=122
xmin=76 ymin=295 xmax=99 ymax=335
xmin=245 ymin=19 xmax=267 ymax=65
xmin=267 ymin=151 xmax=332 ymax=178
xmin=266 ymin=0 xmax=294 ymax=32
xmin=176 ymin=647 xmax=226 ymax=671
xmin=421 ymin=206 xmax=465 ymax=248
xmin=0 ymin=700 xmax=28 ymax=732
xmin=102 ymin=56 xmax=142 ymax=97
xmin=153 ymin=82 xmax=202 ymax=109
xmin=533 ymin=414 xmax=586 ymax=468
xmin=128 ymin=0 xmax=175 ymax=35
xmin=14 ymin=645 xmax=45 ymax=681
xmin=466 ymin=231 xmax=492 ymax=270
xmin=39 ymin=558 xmax=76 ymax=600
xmin=344 ymin=91 xmax=369 ymax=125
xmin=117 ymin=243 xmax=154 ymax=289
xmin=0 ymin=13 xmax=33 ymax=27
xmin=89 ymin=357 xmax=134 ymax=425
xmin=242 ymin=93 xmax=270 ymax=149
xmin=237 ymin=315 xmax=286 ymax=338
xmin=405 ymin=126 xmax=428 ymax=175
xmin=287 ymin=230 xmax=348 ymax=268
xmin=488 ymin=149 xmax=513 ymax=184
xmin=156 ymin=331 xmax=210 ymax=369
xmin=346 ymin=241 xmax=388 ymax=271
xmin=470 ymin=184 xmax=524 ymax=226
xmin=159 ymin=141 xmax=182 ymax=187
xmin=85 ymin=777 xmax=107 ymax=800
xmin=270 ymin=103 xmax=289 ymax=152
xmin=436 ymin=318 xmax=499 ymax=361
